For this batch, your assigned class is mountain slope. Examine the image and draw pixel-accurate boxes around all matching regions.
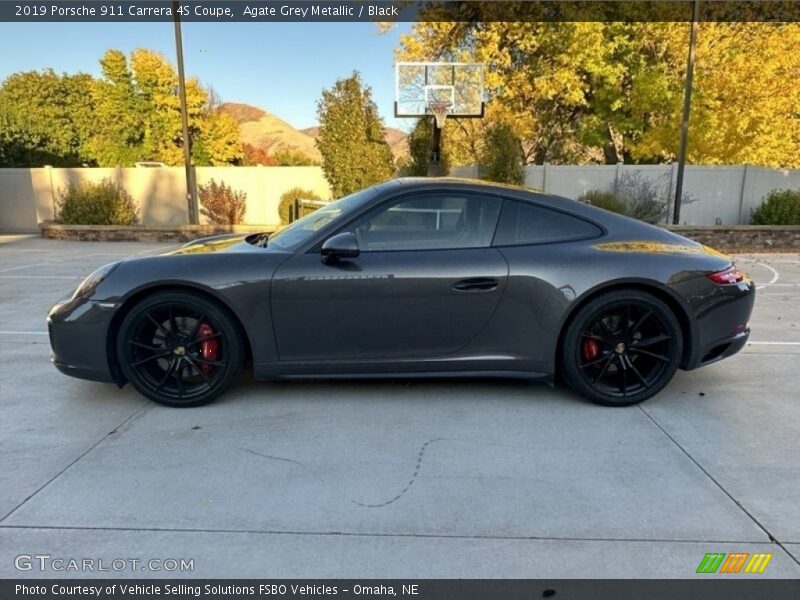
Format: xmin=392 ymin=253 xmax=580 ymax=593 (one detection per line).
xmin=218 ymin=102 xmax=408 ymax=162
xmin=302 ymin=126 xmax=408 ymax=160
xmin=219 ymin=102 xmax=321 ymax=161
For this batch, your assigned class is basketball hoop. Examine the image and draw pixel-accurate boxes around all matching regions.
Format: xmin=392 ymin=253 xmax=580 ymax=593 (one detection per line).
xmin=428 ymin=100 xmax=452 ymax=130
xmin=395 ymin=62 xmax=485 ymax=176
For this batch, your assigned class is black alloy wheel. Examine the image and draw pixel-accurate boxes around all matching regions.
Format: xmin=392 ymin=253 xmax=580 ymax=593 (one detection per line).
xmin=562 ymin=290 xmax=682 ymax=406
xmin=116 ymin=291 xmax=245 ymax=407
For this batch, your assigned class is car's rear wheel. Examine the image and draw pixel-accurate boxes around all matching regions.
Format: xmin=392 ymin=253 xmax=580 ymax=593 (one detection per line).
xmin=116 ymin=291 xmax=245 ymax=407
xmin=561 ymin=290 xmax=682 ymax=406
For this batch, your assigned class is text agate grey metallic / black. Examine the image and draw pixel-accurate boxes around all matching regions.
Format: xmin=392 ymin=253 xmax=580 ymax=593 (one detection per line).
xmin=48 ymin=178 xmax=755 ymax=407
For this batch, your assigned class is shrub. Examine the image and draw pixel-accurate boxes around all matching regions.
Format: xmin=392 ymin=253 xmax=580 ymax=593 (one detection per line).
xmin=57 ymin=178 xmax=138 ymax=225
xmin=615 ymin=172 xmax=671 ymax=224
xmin=279 ymin=187 xmax=322 ymax=224
xmin=478 ymin=122 xmax=525 ymax=185
xmin=578 ymin=190 xmax=626 ymax=215
xmin=198 ymin=179 xmax=246 ymax=225
xmin=751 ymin=189 xmax=800 ymax=225
xmin=579 ymin=172 xmax=691 ymax=225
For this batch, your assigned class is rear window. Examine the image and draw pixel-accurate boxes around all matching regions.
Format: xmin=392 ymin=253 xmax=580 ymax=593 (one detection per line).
xmin=493 ymin=200 xmax=602 ymax=246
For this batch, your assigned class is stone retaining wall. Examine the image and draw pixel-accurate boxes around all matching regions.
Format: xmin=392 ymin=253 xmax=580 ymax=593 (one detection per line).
xmin=39 ymin=222 xmax=274 ymax=243
xmin=668 ymin=225 xmax=800 ymax=252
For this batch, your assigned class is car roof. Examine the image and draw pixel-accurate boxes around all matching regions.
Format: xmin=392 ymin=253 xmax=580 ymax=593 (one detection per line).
xmin=388 ymin=176 xmax=542 ymax=194
xmin=383 ymin=177 xmax=579 ymax=212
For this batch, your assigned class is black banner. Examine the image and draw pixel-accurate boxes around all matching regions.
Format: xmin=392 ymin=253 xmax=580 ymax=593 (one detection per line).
xmin=4 ymin=1 xmax=800 ymax=23
xmin=3 ymin=580 xmax=800 ymax=600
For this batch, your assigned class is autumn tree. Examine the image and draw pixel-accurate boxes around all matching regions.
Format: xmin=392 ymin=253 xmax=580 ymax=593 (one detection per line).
xmin=316 ymin=72 xmax=395 ymax=197
xmin=396 ymin=10 xmax=800 ymax=167
xmin=243 ymin=143 xmax=277 ymax=166
xmin=125 ymin=49 xmax=242 ymax=166
xmin=0 ymin=49 xmax=243 ymax=167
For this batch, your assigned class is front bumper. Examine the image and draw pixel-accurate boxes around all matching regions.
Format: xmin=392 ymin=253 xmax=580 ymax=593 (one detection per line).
xmin=48 ymin=297 xmax=119 ymax=383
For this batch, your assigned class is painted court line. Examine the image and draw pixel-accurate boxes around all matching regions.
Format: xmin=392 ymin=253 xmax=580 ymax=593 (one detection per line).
xmin=0 ymin=275 xmax=80 ymax=280
xmin=754 ymin=263 xmax=779 ymax=291
xmin=0 ymin=263 xmax=52 ymax=273
xmin=0 ymin=331 xmax=48 ymax=335
xmin=0 ymin=331 xmax=799 ymax=348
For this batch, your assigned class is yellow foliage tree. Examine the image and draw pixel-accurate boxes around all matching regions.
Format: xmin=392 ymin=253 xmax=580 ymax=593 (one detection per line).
xmin=396 ymin=16 xmax=800 ymax=168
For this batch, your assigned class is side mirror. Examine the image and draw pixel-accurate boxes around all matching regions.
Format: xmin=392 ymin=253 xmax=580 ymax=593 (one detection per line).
xmin=321 ymin=232 xmax=359 ymax=264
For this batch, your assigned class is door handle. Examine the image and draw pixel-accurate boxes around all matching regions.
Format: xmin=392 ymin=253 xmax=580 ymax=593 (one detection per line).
xmin=452 ymin=277 xmax=499 ymax=292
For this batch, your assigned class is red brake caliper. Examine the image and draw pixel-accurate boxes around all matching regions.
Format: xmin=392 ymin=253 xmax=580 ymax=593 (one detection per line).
xmin=583 ymin=339 xmax=599 ymax=362
xmin=197 ymin=322 xmax=219 ymax=374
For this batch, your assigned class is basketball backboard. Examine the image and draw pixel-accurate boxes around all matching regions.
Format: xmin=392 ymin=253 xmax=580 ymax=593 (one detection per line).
xmin=395 ymin=62 xmax=485 ymax=119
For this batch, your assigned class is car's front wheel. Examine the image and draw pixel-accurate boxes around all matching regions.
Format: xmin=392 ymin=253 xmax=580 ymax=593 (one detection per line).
xmin=561 ymin=289 xmax=682 ymax=406
xmin=116 ymin=291 xmax=245 ymax=407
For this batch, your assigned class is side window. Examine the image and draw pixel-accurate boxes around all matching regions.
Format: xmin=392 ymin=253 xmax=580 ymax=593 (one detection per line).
xmin=493 ymin=200 xmax=602 ymax=246
xmin=348 ymin=193 xmax=502 ymax=251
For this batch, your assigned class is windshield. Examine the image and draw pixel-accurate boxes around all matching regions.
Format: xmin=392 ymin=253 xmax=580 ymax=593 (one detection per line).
xmin=266 ymin=187 xmax=379 ymax=251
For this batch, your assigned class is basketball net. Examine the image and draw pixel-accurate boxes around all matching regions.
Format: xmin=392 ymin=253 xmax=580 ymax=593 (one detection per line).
xmin=428 ymin=101 xmax=452 ymax=130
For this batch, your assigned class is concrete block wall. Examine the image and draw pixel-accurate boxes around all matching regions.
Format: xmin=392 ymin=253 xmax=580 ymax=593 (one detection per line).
xmin=2 ymin=164 xmax=800 ymax=232
xmin=0 ymin=166 xmax=332 ymax=232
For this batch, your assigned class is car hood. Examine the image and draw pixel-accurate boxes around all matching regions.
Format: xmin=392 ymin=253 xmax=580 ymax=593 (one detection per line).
xmin=160 ymin=233 xmax=269 ymax=256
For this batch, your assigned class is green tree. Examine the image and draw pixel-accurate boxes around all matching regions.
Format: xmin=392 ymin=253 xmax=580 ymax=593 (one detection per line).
xmin=0 ymin=70 xmax=95 ymax=166
xmin=86 ymin=50 xmax=149 ymax=166
xmin=478 ymin=122 xmax=525 ymax=185
xmin=404 ymin=118 xmax=451 ymax=176
xmin=316 ymin=72 xmax=395 ymax=197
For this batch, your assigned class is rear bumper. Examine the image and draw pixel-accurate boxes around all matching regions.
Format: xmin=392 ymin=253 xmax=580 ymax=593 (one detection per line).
xmin=48 ymin=297 xmax=118 ymax=383
xmin=680 ymin=279 xmax=756 ymax=370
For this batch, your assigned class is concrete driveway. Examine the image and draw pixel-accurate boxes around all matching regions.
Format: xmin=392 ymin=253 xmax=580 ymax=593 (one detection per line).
xmin=1 ymin=235 xmax=799 ymax=578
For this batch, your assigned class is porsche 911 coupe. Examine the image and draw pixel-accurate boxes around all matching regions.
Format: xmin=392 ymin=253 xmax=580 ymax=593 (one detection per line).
xmin=48 ymin=178 xmax=755 ymax=408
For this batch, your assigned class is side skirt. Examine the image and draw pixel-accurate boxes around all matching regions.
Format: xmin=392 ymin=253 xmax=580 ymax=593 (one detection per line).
xmin=253 ymin=362 xmax=551 ymax=383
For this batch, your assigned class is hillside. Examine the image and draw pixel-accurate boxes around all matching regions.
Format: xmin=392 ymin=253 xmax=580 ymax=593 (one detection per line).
xmin=219 ymin=102 xmax=322 ymax=161
xmin=218 ymin=102 xmax=407 ymax=163
xmin=302 ymin=126 xmax=408 ymax=160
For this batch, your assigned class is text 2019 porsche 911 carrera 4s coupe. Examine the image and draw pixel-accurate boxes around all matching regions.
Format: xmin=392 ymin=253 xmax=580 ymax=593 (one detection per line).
xmin=48 ymin=178 xmax=755 ymax=407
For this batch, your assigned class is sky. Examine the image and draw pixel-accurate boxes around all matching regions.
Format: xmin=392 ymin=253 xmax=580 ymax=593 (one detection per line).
xmin=0 ymin=21 xmax=413 ymax=130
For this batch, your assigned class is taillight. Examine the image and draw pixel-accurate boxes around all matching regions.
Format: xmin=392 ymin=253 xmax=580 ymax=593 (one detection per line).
xmin=707 ymin=266 xmax=745 ymax=285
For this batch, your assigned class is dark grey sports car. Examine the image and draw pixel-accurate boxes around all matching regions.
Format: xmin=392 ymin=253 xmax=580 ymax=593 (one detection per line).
xmin=48 ymin=178 xmax=755 ymax=408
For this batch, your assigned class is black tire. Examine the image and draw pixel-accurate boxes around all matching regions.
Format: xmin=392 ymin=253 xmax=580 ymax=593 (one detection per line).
xmin=561 ymin=289 xmax=682 ymax=407
xmin=116 ymin=290 xmax=245 ymax=407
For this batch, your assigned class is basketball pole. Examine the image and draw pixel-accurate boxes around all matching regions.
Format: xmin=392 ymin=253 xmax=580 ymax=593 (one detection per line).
xmin=673 ymin=0 xmax=700 ymax=225
xmin=173 ymin=0 xmax=198 ymax=225
xmin=428 ymin=119 xmax=443 ymax=177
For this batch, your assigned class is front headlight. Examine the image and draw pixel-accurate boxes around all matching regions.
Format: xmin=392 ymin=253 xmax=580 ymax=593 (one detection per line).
xmin=71 ymin=262 xmax=121 ymax=300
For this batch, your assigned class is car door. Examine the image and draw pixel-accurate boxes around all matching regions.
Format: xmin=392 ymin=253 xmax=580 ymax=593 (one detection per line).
xmin=270 ymin=191 xmax=508 ymax=362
